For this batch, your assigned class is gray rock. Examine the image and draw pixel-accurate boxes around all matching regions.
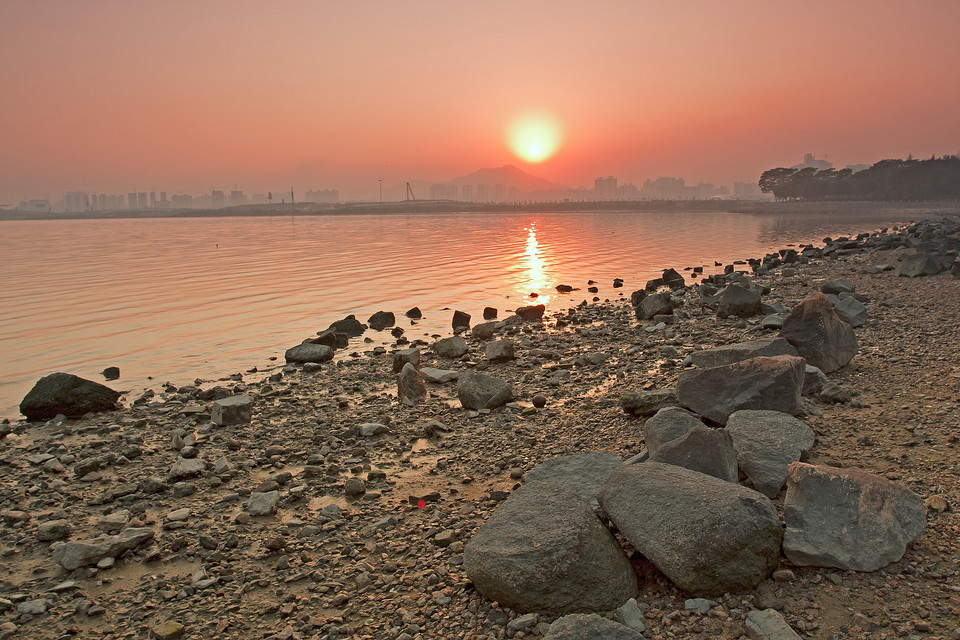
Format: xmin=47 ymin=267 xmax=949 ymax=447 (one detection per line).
xmin=20 ymin=372 xmax=120 ymax=421
xmin=779 ymin=293 xmax=858 ymax=373
xmin=392 ymin=348 xmax=420 ymax=373
xmin=247 ymin=491 xmax=278 ymax=516
xmin=725 ymin=410 xmax=816 ymax=498
xmin=649 ymin=425 xmax=738 ymax=483
xmin=746 ymin=609 xmax=801 ymax=640
xmin=687 ymin=338 xmax=798 ymax=369
xmin=211 ymin=394 xmax=253 ymax=425
xmin=367 ymin=310 xmax=395 ymax=330
xmin=36 ymin=519 xmax=72 ymax=542
xmin=506 ymin=613 xmax=540 ymax=636
xmin=802 ymin=365 xmax=827 ymax=396
xmin=464 ymin=481 xmax=637 ymax=614
xmin=515 ymin=304 xmax=545 ymax=322
xmin=52 ymin=527 xmax=155 ymax=570
xmin=169 ymin=457 xmax=206 ymax=479
xmin=636 ymin=292 xmax=673 ymax=320
xmin=486 ymin=339 xmax=516 ymax=362
xmin=420 ymin=367 xmax=459 ymax=384
xmin=471 ymin=321 xmax=499 ymax=340
xmin=434 ymin=336 xmax=468 ymax=359
xmin=643 ymin=407 xmax=705 ymax=456
xmin=899 ymin=252 xmax=944 ymax=277
xmin=676 ymin=355 xmax=805 ymax=425
xmin=524 ymin=451 xmax=623 ymax=508
xmin=544 ymin=614 xmax=644 ymax=640
xmin=397 ymin=362 xmax=427 ymax=406
xmin=344 ymin=477 xmax=366 ymax=497
xmin=821 ymin=278 xmax=855 ymax=295
xmin=783 ymin=462 xmax=926 ymax=571
xmin=17 ymin=599 xmax=49 ymax=615
xmin=833 ymin=297 xmax=867 ymax=328
xmin=358 ymin=422 xmax=388 ymax=436
xmin=327 ymin=315 xmax=365 ymax=337
xmin=716 ymin=284 xmax=761 ymax=318
xmin=619 ymin=389 xmax=678 ymax=417
xmin=457 ymin=371 xmax=514 ymax=410
xmin=685 ymin=598 xmax=716 ymax=614
xmin=761 ymin=314 xmax=784 ymax=330
xmin=284 ymin=343 xmax=333 ymax=364
xmin=599 ymin=463 xmax=782 ymax=595
xmin=613 ymin=598 xmax=647 ymax=634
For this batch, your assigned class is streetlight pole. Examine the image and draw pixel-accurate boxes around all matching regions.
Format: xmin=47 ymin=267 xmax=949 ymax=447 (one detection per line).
xmin=378 ymin=179 xmax=382 ymax=205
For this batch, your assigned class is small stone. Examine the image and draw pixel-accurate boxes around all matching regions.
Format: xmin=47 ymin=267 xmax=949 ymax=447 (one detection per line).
xmin=532 ymin=395 xmax=547 ymax=408
xmin=211 ymin=395 xmax=254 ymax=425
xmin=925 ymin=495 xmax=949 ymax=512
xmin=247 ymin=491 xmax=279 ymax=516
xmin=151 ymin=620 xmax=186 ymax=640
xmin=344 ymin=477 xmax=366 ymax=497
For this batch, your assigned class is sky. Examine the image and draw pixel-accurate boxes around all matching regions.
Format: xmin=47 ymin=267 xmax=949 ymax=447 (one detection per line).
xmin=2 ymin=0 xmax=959 ymax=203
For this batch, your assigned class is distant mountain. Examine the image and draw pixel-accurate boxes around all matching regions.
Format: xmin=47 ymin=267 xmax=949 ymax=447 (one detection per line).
xmin=443 ymin=165 xmax=568 ymax=192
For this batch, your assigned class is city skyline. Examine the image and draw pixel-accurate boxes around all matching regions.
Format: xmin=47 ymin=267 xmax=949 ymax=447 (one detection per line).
xmin=2 ymin=2 xmax=958 ymax=206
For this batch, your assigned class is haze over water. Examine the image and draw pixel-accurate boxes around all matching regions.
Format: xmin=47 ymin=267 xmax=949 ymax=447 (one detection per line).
xmin=0 ymin=208 xmax=937 ymax=419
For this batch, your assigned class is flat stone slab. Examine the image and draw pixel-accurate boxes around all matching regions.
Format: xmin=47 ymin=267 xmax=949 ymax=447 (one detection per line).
xmin=688 ymin=338 xmax=798 ymax=369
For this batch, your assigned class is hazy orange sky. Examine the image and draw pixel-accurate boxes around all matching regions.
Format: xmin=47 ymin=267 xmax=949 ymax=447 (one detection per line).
xmin=2 ymin=0 xmax=959 ymax=203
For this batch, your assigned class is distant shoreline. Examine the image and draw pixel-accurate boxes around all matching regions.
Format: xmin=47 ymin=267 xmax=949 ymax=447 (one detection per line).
xmin=3 ymin=199 xmax=955 ymax=221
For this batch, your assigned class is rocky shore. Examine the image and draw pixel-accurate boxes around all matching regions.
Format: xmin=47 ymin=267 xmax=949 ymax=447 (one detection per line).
xmin=2 ymin=215 xmax=959 ymax=640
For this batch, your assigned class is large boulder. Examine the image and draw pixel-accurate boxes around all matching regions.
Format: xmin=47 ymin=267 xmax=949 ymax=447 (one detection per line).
xmin=619 ymin=389 xmax=678 ymax=417
xmin=544 ymin=614 xmax=644 ymax=640
xmin=524 ymin=452 xmax=624 ymax=508
xmin=661 ymin=268 xmax=685 ymax=289
xmin=648 ymin=425 xmax=738 ymax=483
xmin=392 ymin=348 xmax=420 ymax=373
xmin=725 ymin=410 xmax=816 ymax=498
xmin=643 ymin=407 xmax=706 ymax=457
xmin=327 ymin=315 xmax=365 ymax=337
xmin=676 ymin=355 xmax=805 ymax=425
xmin=899 ymin=252 xmax=944 ymax=277
xmin=599 ymin=463 xmax=782 ymax=595
xmin=434 ymin=336 xmax=468 ymax=359
xmin=687 ymin=338 xmax=798 ymax=369
xmin=20 ymin=373 xmax=121 ymax=421
xmin=285 ymin=343 xmax=333 ymax=363
xmin=636 ymin=292 xmax=673 ymax=320
xmin=515 ymin=304 xmax=546 ymax=322
xmin=782 ymin=463 xmax=926 ymax=571
xmin=52 ymin=528 xmax=155 ymax=571
xmin=716 ymin=284 xmax=761 ymax=318
xmin=397 ymin=362 xmax=427 ymax=406
xmin=464 ymin=481 xmax=637 ymax=614
xmin=779 ymin=293 xmax=858 ymax=373
xmin=366 ymin=310 xmax=395 ymax=330
xmin=457 ymin=371 xmax=514 ymax=410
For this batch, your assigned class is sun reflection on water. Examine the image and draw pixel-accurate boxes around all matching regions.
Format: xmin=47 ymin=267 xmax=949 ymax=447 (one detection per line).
xmin=524 ymin=223 xmax=550 ymax=304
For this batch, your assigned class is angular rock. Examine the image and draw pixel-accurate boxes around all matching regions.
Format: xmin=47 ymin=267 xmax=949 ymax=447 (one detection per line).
xmin=486 ymin=339 xmax=515 ymax=362
xmin=899 ymin=252 xmax=944 ymax=277
xmin=457 ymin=371 xmax=514 ymax=410
xmin=471 ymin=321 xmax=499 ymax=340
xmin=101 ymin=366 xmax=120 ymax=380
xmin=544 ymin=614 xmax=644 ymax=640
xmin=327 ymin=315 xmax=365 ymax=337
xmin=821 ymin=278 xmax=855 ymax=295
xmin=725 ymin=410 xmax=816 ymax=498
xmin=211 ymin=395 xmax=253 ymax=425
xmin=434 ymin=336 xmax=468 ymax=359
xmin=284 ymin=343 xmax=333 ymax=364
xmin=716 ymin=284 xmax=761 ymax=318
xmin=247 ymin=490 xmax=278 ymax=516
xmin=452 ymin=310 xmax=471 ymax=330
xmin=464 ymin=481 xmax=637 ymax=614
xmin=648 ymin=425 xmax=738 ymax=483
xmin=405 ymin=307 xmax=422 ymax=319
xmin=676 ymin=355 xmax=805 ymax=425
xmin=169 ymin=457 xmax=206 ymax=480
xmin=613 ymin=598 xmax=647 ymax=634
xmin=367 ymin=310 xmax=395 ymax=330
xmin=746 ymin=609 xmax=801 ymax=640
xmin=515 ymin=304 xmax=545 ymax=322
xmin=662 ymin=268 xmax=685 ymax=289
xmin=636 ymin=292 xmax=673 ymax=320
xmin=802 ymin=365 xmax=827 ymax=396
xmin=599 ymin=463 xmax=782 ymax=595
xmin=619 ymin=389 xmax=678 ymax=417
xmin=420 ymin=367 xmax=459 ymax=384
xmin=483 ymin=306 xmax=498 ymax=319
xmin=779 ymin=293 xmax=858 ymax=373
xmin=524 ymin=451 xmax=623 ymax=507
xmin=688 ymin=338 xmax=798 ymax=369
xmin=312 ymin=328 xmax=347 ymax=349
xmin=20 ymin=373 xmax=120 ymax=421
xmin=392 ymin=347 xmax=420 ymax=373
xmin=783 ymin=463 xmax=926 ymax=571
xmin=643 ymin=407 xmax=707 ymax=457
xmin=397 ymin=362 xmax=427 ymax=406
xmin=53 ymin=527 xmax=155 ymax=570
xmin=36 ymin=519 xmax=72 ymax=542
xmin=833 ymin=297 xmax=867 ymax=328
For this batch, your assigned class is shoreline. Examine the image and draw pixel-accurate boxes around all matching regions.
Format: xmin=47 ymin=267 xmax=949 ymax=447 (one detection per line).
xmin=1 ymin=215 xmax=959 ymax=639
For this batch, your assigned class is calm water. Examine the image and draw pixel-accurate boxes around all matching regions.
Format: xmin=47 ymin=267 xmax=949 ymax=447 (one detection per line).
xmin=0 ymin=209 xmax=932 ymax=419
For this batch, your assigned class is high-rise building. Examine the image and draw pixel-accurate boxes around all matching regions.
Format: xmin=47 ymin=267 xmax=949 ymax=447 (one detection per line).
xmin=229 ymin=190 xmax=246 ymax=206
xmin=594 ymin=176 xmax=618 ymax=200
xmin=127 ymin=192 xmax=138 ymax=209
xmin=170 ymin=194 xmax=193 ymax=208
xmin=149 ymin=191 xmax=158 ymax=208
xmin=62 ymin=191 xmax=89 ymax=212
xmin=211 ymin=190 xmax=225 ymax=208
xmin=137 ymin=192 xmax=148 ymax=208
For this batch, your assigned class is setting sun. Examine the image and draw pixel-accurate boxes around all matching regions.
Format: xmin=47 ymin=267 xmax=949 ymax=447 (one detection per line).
xmin=506 ymin=112 xmax=563 ymax=163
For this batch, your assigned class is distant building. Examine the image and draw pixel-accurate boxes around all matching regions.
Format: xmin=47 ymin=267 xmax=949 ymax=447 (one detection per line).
xmin=229 ymin=190 xmax=246 ymax=206
xmin=251 ymin=193 xmax=268 ymax=204
xmin=304 ymin=188 xmax=338 ymax=204
xmin=792 ymin=153 xmax=833 ymax=171
xmin=62 ymin=191 xmax=89 ymax=212
xmin=639 ymin=177 xmax=729 ymax=200
xmin=594 ymin=176 xmax=618 ymax=200
xmin=734 ymin=181 xmax=764 ymax=199
xmin=137 ymin=192 xmax=148 ymax=208
xmin=171 ymin=194 xmax=193 ymax=208
xmin=428 ymin=183 xmax=458 ymax=200
xmin=127 ymin=192 xmax=138 ymax=209
xmin=211 ymin=190 xmax=225 ymax=208
xmin=18 ymin=199 xmax=51 ymax=212
xmin=149 ymin=191 xmax=158 ymax=208
xmin=460 ymin=184 xmax=473 ymax=202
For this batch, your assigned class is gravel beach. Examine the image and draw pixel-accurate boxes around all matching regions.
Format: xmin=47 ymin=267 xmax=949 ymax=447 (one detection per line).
xmin=2 ymin=215 xmax=959 ymax=640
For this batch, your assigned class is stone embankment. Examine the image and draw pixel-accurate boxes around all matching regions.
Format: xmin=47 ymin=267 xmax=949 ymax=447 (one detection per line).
xmin=2 ymin=216 xmax=959 ymax=640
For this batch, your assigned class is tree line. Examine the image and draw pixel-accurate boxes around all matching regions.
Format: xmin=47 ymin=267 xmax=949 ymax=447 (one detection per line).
xmin=759 ymin=155 xmax=960 ymax=201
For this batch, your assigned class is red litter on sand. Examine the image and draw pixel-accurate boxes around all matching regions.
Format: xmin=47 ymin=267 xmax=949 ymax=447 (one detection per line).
xmin=417 ymin=499 xmax=426 ymax=509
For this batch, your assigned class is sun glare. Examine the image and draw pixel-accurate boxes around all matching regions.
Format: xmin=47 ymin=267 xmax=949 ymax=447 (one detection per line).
xmin=507 ymin=112 xmax=563 ymax=163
